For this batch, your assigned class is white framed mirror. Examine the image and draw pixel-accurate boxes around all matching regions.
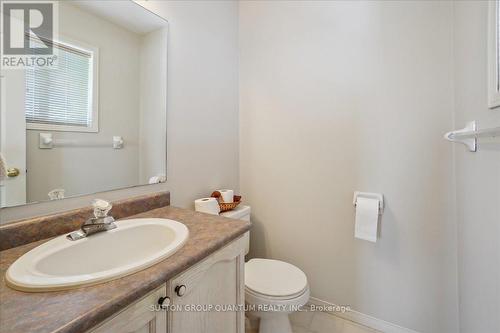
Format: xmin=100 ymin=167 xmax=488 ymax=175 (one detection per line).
xmin=488 ymin=0 xmax=500 ymax=108
xmin=0 ymin=1 xmax=168 ymax=208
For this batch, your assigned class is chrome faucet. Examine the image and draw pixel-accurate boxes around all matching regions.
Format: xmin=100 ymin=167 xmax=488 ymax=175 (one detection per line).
xmin=67 ymin=199 xmax=117 ymax=241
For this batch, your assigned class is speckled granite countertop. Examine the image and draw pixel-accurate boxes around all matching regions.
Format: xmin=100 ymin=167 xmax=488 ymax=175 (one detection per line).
xmin=0 ymin=206 xmax=251 ymax=333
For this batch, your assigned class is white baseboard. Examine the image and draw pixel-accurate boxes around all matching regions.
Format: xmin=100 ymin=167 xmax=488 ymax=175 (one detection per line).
xmin=308 ymin=297 xmax=420 ymax=333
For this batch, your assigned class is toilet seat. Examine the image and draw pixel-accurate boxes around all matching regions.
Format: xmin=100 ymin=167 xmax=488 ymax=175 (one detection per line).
xmin=245 ymin=284 xmax=309 ymax=301
xmin=245 ymin=259 xmax=308 ymax=298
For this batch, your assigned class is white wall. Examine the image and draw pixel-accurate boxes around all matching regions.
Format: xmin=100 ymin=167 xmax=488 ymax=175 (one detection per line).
xmin=239 ymin=1 xmax=458 ymax=332
xmin=139 ymin=0 xmax=240 ymax=206
xmin=26 ymin=2 xmax=142 ymax=202
xmin=139 ymin=27 xmax=168 ymax=184
xmin=453 ymin=2 xmax=500 ymax=332
xmin=1 ymin=0 xmax=239 ymax=223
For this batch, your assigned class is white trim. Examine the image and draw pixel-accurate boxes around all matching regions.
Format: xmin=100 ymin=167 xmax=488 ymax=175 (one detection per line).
xmin=488 ymin=0 xmax=500 ymax=109
xmin=26 ymin=35 xmax=100 ymax=132
xmin=308 ymin=297 xmax=421 ymax=333
xmin=26 ymin=122 xmax=97 ymax=133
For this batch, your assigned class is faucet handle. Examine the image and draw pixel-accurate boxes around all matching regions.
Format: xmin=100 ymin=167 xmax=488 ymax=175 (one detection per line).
xmin=92 ymin=199 xmax=112 ymax=218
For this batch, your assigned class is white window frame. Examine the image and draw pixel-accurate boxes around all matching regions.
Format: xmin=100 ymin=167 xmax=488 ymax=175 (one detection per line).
xmin=488 ymin=0 xmax=500 ymax=109
xmin=26 ymin=35 xmax=99 ymax=132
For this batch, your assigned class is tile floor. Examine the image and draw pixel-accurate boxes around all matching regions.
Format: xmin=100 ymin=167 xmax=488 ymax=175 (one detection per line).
xmin=246 ymin=307 xmax=382 ymax=333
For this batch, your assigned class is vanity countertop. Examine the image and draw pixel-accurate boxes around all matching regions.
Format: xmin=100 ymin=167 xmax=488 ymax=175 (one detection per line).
xmin=0 ymin=206 xmax=251 ymax=333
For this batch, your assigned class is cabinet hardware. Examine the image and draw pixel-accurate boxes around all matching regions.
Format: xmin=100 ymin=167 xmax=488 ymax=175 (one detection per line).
xmin=175 ymin=285 xmax=187 ymax=297
xmin=158 ymin=296 xmax=170 ymax=308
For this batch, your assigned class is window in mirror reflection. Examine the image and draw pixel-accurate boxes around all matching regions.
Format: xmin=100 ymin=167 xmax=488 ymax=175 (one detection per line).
xmin=25 ymin=37 xmax=98 ymax=132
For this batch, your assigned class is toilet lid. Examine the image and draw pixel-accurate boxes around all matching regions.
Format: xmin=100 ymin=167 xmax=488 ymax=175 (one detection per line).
xmin=245 ymin=259 xmax=307 ymax=297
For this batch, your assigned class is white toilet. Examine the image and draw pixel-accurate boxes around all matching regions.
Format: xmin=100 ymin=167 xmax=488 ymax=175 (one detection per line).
xmin=221 ymin=205 xmax=310 ymax=333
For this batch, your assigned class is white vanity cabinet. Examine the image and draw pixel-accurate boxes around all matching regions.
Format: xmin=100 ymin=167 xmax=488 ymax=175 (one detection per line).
xmin=88 ymin=234 xmax=247 ymax=333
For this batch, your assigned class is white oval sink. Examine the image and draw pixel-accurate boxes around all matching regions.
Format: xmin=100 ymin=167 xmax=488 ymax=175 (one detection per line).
xmin=6 ymin=218 xmax=189 ymax=292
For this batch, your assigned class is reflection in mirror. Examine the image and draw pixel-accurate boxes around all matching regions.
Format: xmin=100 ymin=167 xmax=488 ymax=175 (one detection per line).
xmin=0 ymin=0 xmax=168 ymax=208
xmin=489 ymin=0 xmax=500 ymax=108
xmin=497 ymin=0 xmax=500 ymax=98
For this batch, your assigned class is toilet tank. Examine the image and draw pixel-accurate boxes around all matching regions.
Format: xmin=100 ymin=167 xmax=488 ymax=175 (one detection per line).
xmin=220 ymin=205 xmax=250 ymax=255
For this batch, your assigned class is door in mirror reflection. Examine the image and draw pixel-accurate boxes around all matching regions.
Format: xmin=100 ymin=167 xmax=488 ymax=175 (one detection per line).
xmin=1 ymin=72 xmax=27 ymax=207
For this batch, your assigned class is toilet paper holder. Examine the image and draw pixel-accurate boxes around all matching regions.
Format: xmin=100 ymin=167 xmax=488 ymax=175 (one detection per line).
xmin=353 ymin=191 xmax=384 ymax=215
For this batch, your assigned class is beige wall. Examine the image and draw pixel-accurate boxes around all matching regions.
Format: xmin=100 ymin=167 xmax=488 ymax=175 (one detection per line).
xmin=26 ymin=2 xmax=142 ymax=202
xmin=453 ymin=2 xmax=500 ymax=332
xmin=1 ymin=0 xmax=239 ymax=223
xmin=239 ymin=1 xmax=458 ymax=332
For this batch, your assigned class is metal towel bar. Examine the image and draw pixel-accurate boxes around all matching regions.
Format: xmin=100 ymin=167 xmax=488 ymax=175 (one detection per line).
xmin=444 ymin=121 xmax=500 ymax=152
xmin=39 ymin=133 xmax=124 ymax=149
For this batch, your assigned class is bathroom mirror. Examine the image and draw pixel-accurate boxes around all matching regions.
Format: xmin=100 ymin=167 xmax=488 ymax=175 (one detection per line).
xmin=0 ymin=1 xmax=168 ymax=208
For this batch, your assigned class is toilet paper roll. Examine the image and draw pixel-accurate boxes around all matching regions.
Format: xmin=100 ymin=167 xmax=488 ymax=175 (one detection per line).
xmin=216 ymin=189 xmax=234 ymax=203
xmin=354 ymin=197 xmax=379 ymax=242
xmin=149 ymin=176 xmax=160 ymax=184
xmin=195 ymin=198 xmax=220 ymax=215
xmin=148 ymin=174 xmax=166 ymax=184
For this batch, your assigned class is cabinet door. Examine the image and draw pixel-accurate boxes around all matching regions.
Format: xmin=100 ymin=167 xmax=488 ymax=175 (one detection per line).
xmin=89 ymin=285 xmax=167 ymax=333
xmin=167 ymin=233 xmax=247 ymax=333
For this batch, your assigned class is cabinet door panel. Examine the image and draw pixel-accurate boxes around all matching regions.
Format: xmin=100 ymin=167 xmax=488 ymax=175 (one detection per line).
xmin=168 ymin=234 xmax=247 ymax=333
xmin=89 ymin=285 xmax=167 ymax=333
